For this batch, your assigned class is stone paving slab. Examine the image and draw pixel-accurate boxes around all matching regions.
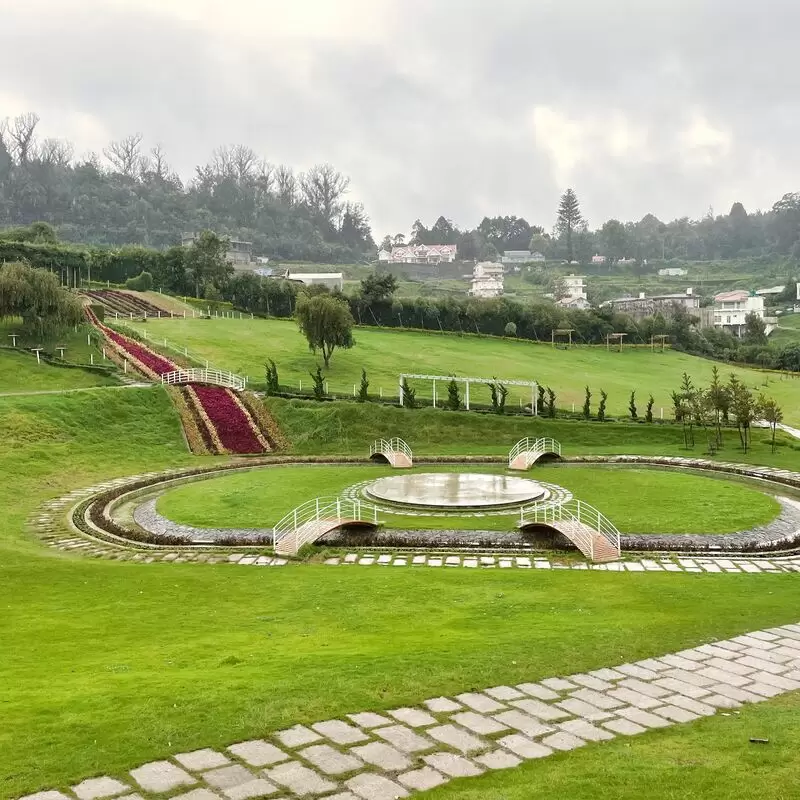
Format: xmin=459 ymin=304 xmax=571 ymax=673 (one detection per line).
xmin=129 ymin=761 xmax=197 ymax=793
xmin=227 ymin=741 xmax=289 ymax=767
xmin=71 ymin=778 xmax=129 ymax=800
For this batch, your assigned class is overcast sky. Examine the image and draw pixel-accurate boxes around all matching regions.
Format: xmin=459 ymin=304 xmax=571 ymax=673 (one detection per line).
xmin=2 ymin=0 xmax=799 ymax=237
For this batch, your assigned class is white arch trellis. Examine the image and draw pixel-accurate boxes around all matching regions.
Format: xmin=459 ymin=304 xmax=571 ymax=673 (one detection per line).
xmin=399 ymin=373 xmax=538 ymax=415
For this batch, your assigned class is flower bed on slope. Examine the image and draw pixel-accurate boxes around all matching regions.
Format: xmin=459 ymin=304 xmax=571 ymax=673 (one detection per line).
xmin=191 ymin=384 xmax=268 ymax=454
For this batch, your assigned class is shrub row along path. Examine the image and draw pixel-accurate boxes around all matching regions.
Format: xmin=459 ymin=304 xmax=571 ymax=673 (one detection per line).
xmin=19 ymin=622 xmax=800 ymax=800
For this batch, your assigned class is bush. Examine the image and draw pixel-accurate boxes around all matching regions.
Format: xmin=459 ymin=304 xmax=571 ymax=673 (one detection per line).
xmin=125 ymin=271 xmax=154 ymax=291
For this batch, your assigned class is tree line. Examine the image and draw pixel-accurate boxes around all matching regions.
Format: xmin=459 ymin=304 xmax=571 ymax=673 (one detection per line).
xmin=384 ymin=188 xmax=800 ymax=267
xmin=0 ymin=112 xmax=374 ymax=262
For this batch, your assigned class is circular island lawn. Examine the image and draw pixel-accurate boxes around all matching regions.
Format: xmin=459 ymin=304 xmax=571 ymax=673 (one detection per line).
xmin=155 ymin=463 xmax=781 ymax=536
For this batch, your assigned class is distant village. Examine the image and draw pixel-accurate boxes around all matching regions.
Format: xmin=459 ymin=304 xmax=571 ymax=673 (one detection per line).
xmin=189 ymin=232 xmax=797 ymax=341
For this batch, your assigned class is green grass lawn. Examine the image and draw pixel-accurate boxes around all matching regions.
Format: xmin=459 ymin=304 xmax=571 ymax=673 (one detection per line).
xmin=423 ymin=691 xmax=800 ymax=800
xmin=125 ymin=316 xmax=800 ymax=425
xmin=156 ymin=463 xmax=780 ymax=535
xmin=3 ymin=387 xmax=800 ymax=798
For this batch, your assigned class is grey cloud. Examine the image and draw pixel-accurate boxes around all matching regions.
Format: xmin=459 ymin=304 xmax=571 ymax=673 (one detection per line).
xmin=1 ymin=0 xmax=800 ymax=236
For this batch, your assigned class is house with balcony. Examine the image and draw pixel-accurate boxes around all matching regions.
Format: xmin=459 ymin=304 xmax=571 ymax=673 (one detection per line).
xmin=469 ymin=262 xmax=504 ymax=298
xmin=712 ymin=290 xmax=776 ymax=337
xmin=181 ymin=232 xmax=254 ymax=267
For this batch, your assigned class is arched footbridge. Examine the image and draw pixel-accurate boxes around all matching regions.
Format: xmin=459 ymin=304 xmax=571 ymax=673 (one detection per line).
xmin=508 ymin=437 xmax=562 ymax=470
xmin=369 ymin=437 xmax=413 ymax=468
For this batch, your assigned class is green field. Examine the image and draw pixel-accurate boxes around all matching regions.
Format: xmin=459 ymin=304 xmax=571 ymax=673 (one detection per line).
xmin=156 ymin=463 xmax=780 ymax=535
xmin=126 ymin=317 xmax=800 ymax=425
xmin=4 ymin=385 xmax=800 ymax=798
xmin=771 ymin=312 xmax=800 ymax=346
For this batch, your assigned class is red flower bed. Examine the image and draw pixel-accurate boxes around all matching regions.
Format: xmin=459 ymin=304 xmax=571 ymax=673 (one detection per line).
xmin=191 ymin=385 xmax=266 ymax=454
xmin=83 ymin=290 xmax=175 ymax=317
xmin=105 ymin=328 xmax=176 ymax=375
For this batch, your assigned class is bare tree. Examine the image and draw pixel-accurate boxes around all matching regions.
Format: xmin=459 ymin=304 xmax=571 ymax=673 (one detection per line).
xmin=39 ymin=138 xmax=74 ymax=167
xmin=146 ymin=143 xmax=170 ymax=181
xmin=104 ymin=133 xmax=144 ymax=178
xmin=7 ymin=112 xmax=41 ymax=165
xmin=255 ymin=160 xmax=275 ymax=194
xmin=274 ymin=164 xmax=297 ymax=207
xmin=299 ymin=163 xmax=350 ymax=227
xmin=231 ymin=144 xmax=259 ymax=183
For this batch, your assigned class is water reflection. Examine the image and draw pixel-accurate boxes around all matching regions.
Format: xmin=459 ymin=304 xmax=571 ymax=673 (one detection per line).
xmin=367 ymin=473 xmax=546 ymax=508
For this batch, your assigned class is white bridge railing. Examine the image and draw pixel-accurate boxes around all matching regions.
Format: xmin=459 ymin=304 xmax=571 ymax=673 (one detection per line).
xmin=518 ymin=498 xmax=620 ymax=561
xmin=161 ymin=368 xmax=246 ymax=391
xmin=369 ymin=437 xmax=413 ymax=467
xmin=508 ymin=437 xmax=561 ymax=468
xmin=273 ymin=496 xmax=380 ymax=554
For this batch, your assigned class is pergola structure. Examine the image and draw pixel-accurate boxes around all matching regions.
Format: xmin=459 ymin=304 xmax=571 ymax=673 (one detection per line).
xmin=650 ymin=334 xmax=669 ymax=352
xmin=399 ymin=374 xmax=539 ymax=415
xmin=551 ymin=328 xmax=575 ymax=347
xmin=606 ymin=332 xmax=627 ymax=352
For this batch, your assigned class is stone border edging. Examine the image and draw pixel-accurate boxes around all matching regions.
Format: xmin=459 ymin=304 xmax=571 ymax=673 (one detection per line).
xmin=28 ymin=455 xmax=800 ymax=563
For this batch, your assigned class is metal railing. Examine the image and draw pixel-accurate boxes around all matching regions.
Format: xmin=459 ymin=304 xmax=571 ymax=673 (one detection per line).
xmin=161 ymin=368 xmax=246 ymax=391
xmin=369 ymin=437 xmax=413 ymax=467
xmin=273 ymin=496 xmax=380 ymax=554
xmin=508 ymin=437 xmax=562 ymax=467
xmin=518 ymin=498 xmax=620 ymax=561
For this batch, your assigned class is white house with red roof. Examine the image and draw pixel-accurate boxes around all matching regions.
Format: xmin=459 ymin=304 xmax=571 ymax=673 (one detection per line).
xmin=378 ymin=244 xmax=458 ymax=264
xmin=712 ymin=290 xmax=775 ymax=336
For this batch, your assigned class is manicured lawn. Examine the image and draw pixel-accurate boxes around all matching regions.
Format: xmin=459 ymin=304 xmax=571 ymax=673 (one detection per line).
xmin=424 ymin=691 xmax=800 ymax=800
xmin=126 ymin=316 xmax=800 ymax=424
xmin=156 ymin=463 xmax=781 ymax=534
xmin=2 ymin=387 xmax=800 ymax=798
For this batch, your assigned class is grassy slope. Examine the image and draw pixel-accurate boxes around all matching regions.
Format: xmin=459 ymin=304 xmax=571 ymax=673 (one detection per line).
xmin=2 ymin=389 xmax=800 ymax=796
xmin=423 ymin=692 xmax=800 ymax=800
xmin=157 ymin=463 xmax=781 ymax=535
xmin=0 ymin=350 xmax=118 ymax=393
xmin=266 ymin=397 xmax=800 ymax=468
xmin=127 ymin=317 xmax=800 ymax=425
xmin=771 ymin=312 xmax=800 ymax=346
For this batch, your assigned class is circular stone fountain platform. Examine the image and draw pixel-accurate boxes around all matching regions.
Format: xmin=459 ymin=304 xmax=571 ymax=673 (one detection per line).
xmin=365 ymin=472 xmax=548 ymax=511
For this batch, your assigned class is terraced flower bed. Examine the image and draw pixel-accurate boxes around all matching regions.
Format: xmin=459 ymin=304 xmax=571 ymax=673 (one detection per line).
xmin=82 ymin=289 xmax=177 ymax=317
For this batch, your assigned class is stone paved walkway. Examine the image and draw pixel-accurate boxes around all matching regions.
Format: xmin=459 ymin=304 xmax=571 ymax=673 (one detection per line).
xmin=19 ymin=621 xmax=800 ymax=800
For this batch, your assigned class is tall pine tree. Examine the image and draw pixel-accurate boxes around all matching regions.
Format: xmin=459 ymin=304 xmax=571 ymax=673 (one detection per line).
xmin=556 ymin=188 xmax=585 ymax=263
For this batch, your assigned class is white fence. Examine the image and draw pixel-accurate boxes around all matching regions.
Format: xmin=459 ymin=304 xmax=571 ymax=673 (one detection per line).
xmin=369 ymin=437 xmax=413 ymax=467
xmin=508 ymin=437 xmax=562 ymax=468
xmin=518 ymin=498 xmax=620 ymax=561
xmin=161 ymin=368 xmax=246 ymax=391
xmin=273 ymin=496 xmax=380 ymax=554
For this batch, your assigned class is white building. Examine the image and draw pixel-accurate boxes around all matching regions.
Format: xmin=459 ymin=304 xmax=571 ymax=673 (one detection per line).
xmin=557 ymin=274 xmax=590 ymax=309
xmin=591 ymin=254 xmax=606 ymax=264
xmin=712 ymin=290 xmax=775 ymax=337
xmin=181 ymin=232 xmax=253 ymax=266
xmin=658 ymin=267 xmax=688 ymax=277
xmin=378 ymin=244 xmax=457 ymax=264
xmin=500 ymin=250 xmax=538 ymax=265
xmin=470 ymin=262 xmax=504 ymax=298
xmin=285 ymin=271 xmax=344 ymax=292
